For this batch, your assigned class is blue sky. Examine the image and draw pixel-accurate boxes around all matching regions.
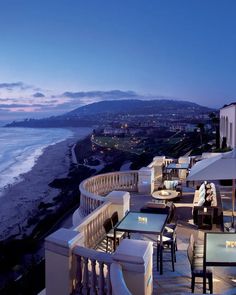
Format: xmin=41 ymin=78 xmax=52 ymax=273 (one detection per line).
xmin=0 ymin=0 xmax=236 ymax=120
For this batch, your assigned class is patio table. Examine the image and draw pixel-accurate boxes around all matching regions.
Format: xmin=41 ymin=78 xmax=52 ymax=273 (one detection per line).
xmin=166 ymin=163 xmax=189 ymax=170
xmin=203 ymin=232 xmax=236 ymax=293
xmin=114 ymin=211 xmax=168 ymax=274
xmin=152 ymin=189 xmax=178 ymax=203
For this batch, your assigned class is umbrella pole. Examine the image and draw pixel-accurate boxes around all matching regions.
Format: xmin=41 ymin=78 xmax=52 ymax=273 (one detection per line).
xmin=232 ymin=179 xmax=235 ymax=227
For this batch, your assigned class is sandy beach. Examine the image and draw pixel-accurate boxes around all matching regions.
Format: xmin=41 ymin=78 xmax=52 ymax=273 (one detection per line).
xmin=0 ymin=127 xmax=92 ymax=240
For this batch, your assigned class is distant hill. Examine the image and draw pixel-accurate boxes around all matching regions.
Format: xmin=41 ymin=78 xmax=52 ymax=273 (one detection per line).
xmin=66 ymin=99 xmax=213 ymax=116
xmin=5 ymin=99 xmax=215 ymax=128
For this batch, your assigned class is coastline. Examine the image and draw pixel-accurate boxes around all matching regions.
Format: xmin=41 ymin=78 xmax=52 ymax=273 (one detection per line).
xmin=0 ymin=127 xmax=92 ymax=240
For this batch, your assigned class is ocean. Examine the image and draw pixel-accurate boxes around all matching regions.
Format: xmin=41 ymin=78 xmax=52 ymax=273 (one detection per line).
xmin=0 ymin=127 xmax=74 ymax=195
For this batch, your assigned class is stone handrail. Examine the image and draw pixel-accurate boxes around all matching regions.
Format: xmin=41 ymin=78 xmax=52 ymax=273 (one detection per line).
xmin=75 ymin=201 xmax=112 ymax=249
xmin=79 ymin=171 xmax=138 ymax=216
xmin=110 ymin=263 xmax=132 ymax=295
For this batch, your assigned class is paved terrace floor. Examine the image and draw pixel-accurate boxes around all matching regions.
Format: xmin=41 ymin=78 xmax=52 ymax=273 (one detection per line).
xmin=96 ymin=185 xmax=236 ymax=295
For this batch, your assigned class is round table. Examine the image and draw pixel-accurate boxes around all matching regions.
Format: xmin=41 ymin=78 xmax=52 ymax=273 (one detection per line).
xmin=152 ymin=190 xmax=179 ymax=202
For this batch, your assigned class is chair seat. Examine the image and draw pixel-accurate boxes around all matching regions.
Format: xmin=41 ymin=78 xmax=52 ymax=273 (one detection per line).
xmin=193 ymin=268 xmax=213 ymax=275
xmin=165 ymin=223 xmax=177 ymax=233
xmin=192 ymin=258 xmax=213 ymax=273
xmin=157 ymin=234 xmax=173 ymax=243
xmin=107 ymin=229 xmax=124 ymax=239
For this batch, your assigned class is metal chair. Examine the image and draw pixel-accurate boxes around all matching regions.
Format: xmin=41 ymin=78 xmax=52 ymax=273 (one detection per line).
xmin=164 ymin=220 xmax=178 ymax=251
xmin=103 ymin=218 xmax=124 ymax=252
xmin=187 ymin=234 xmax=213 ymax=293
xmin=157 ymin=226 xmax=177 ymax=272
xmin=111 ymin=211 xmax=119 ymax=227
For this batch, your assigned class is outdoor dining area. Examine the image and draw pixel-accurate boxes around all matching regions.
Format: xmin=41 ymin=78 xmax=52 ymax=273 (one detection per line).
xmin=44 ymin=150 xmax=236 ymax=295
xmin=98 ymin=188 xmax=236 ymax=294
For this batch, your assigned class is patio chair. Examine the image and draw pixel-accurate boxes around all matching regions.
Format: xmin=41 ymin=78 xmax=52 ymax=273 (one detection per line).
xmin=187 ymin=234 xmax=213 ymax=293
xmin=103 ymin=218 xmax=124 ymax=252
xmin=111 ymin=211 xmax=119 ymax=227
xmin=157 ymin=226 xmax=177 ymax=272
xmin=164 ymin=220 xmax=178 ymax=251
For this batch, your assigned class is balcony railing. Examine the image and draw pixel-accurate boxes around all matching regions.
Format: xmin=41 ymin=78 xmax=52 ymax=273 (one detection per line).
xmin=79 ymin=171 xmax=139 ymax=217
xmin=72 ymin=245 xmax=113 ymax=295
xmin=75 ymin=202 xmax=112 ymax=249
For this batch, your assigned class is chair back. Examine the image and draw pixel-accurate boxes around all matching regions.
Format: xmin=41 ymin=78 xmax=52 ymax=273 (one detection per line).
xmin=166 ymin=202 xmax=176 ymax=223
xmin=103 ymin=218 xmax=113 ymax=234
xmin=111 ymin=211 xmax=119 ymax=227
xmin=187 ymin=234 xmax=194 ymax=270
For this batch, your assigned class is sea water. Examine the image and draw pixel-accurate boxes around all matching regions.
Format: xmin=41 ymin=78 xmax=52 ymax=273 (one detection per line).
xmin=0 ymin=127 xmax=74 ymax=195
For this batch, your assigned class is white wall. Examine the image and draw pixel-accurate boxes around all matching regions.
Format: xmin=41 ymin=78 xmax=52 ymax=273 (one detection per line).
xmin=220 ymin=104 xmax=236 ymax=148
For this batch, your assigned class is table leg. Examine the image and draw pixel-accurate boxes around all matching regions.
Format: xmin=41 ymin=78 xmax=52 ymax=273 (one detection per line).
xmin=114 ymin=229 xmax=117 ymax=252
xmin=159 ymin=234 xmax=163 ymax=275
xmin=203 ymin=259 xmax=206 ymax=293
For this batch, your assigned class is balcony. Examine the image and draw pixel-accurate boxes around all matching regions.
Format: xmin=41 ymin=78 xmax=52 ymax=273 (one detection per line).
xmin=43 ymin=156 xmax=236 ymax=295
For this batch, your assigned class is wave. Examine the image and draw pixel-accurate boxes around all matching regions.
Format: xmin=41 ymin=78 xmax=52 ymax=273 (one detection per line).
xmin=0 ymin=127 xmax=74 ymax=196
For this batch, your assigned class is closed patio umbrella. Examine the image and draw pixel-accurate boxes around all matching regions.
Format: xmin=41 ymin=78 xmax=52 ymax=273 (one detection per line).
xmin=187 ymin=148 xmax=236 ymax=224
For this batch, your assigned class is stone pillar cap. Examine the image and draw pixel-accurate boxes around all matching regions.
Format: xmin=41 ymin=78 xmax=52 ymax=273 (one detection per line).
xmin=113 ymin=239 xmax=153 ymax=264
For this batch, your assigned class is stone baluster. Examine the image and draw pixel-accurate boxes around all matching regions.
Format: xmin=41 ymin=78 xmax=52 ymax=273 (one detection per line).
xmin=98 ymin=261 xmax=105 ymax=295
xmin=90 ymin=259 xmax=97 ymax=295
xmin=74 ymin=255 xmax=82 ymax=294
xmin=81 ymin=257 xmax=89 ymax=294
xmin=106 ymin=263 xmax=112 ymax=295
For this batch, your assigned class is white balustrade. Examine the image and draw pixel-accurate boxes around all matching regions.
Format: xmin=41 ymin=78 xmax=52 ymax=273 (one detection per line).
xmin=79 ymin=171 xmax=138 ymax=217
xmin=73 ymin=245 xmax=113 ymax=295
xmin=75 ymin=202 xmax=112 ymax=249
xmin=110 ymin=263 xmax=132 ymax=295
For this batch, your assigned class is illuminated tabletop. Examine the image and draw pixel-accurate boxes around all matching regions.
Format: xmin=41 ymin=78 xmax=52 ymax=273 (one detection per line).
xmin=114 ymin=211 xmax=168 ymax=274
xmin=203 ymin=232 xmax=236 ymax=293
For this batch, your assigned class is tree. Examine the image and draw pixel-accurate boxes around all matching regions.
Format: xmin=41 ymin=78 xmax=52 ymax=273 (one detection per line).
xmin=197 ymin=123 xmax=205 ymax=146
xmin=209 ymin=112 xmax=220 ymax=148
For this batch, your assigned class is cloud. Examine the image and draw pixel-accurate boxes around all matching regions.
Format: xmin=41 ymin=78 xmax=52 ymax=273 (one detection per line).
xmin=63 ymin=90 xmax=137 ymax=99
xmin=0 ymin=103 xmax=54 ymax=108
xmin=33 ymin=92 xmax=45 ymax=98
xmin=0 ymin=82 xmax=32 ymax=90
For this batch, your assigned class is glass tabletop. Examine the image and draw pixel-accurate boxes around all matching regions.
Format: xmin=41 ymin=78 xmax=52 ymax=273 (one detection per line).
xmin=115 ymin=211 xmax=168 ymax=234
xmin=205 ymin=233 xmax=236 ymax=264
xmin=166 ymin=163 xmax=189 ymax=169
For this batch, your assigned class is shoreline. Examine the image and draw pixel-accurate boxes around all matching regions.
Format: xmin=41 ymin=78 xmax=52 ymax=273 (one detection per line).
xmin=0 ymin=127 xmax=92 ymax=240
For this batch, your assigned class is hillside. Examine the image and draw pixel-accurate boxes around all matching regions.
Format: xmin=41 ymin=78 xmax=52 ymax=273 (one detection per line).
xmin=66 ymin=99 xmax=212 ymax=116
xmin=5 ymin=99 xmax=214 ymax=128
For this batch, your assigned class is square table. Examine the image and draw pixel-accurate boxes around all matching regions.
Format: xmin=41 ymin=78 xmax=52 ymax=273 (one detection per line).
xmin=114 ymin=211 xmax=169 ymax=274
xmin=165 ymin=163 xmax=189 ymax=180
xmin=166 ymin=163 xmax=189 ymax=170
xmin=203 ymin=232 xmax=236 ymax=293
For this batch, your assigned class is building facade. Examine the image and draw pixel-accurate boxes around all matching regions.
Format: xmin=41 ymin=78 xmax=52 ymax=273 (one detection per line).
xmin=220 ymin=103 xmax=236 ymax=148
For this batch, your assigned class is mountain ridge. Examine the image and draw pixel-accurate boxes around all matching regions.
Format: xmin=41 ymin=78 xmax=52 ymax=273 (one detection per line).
xmin=5 ymin=99 xmax=215 ymax=128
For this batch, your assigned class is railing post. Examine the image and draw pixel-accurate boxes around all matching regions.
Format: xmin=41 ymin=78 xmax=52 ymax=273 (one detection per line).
xmin=45 ymin=228 xmax=84 ymax=295
xmin=113 ymin=239 xmax=153 ymax=295
xmin=106 ymin=191 xmax=130 ymax=220
xmin=138 ymin=167 xmax=154 ymax=194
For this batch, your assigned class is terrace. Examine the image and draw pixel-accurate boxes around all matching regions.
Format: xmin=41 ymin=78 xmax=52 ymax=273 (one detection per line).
xmin=41 ymin=156 xmax=236 ymax=295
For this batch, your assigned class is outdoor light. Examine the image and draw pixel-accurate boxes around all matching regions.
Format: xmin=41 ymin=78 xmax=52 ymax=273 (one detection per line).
xmin=138 ymin=216 xmax=148 ymax=223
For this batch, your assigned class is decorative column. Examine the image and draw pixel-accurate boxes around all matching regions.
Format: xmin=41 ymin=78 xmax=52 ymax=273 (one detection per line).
xmin=138 ymin=167 xmax=154 ymax=194
xmin=113 ymin=239 xmax=153 ymax=295
xmin=45 ymin=228 xmax=84 ymax=295
xmin=106 ymin=190 xmax=130 ymax=219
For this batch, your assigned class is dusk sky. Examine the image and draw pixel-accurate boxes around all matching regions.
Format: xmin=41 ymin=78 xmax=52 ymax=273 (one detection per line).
xmin=0 ymin=0 xmax=236 ymax=121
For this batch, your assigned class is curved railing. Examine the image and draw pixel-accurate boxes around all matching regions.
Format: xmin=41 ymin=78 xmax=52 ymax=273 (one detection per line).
xmin=79 ymin=171 xmax=139 ymax=216
xmin=110 ymin=263 xmax=132 ymax=295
